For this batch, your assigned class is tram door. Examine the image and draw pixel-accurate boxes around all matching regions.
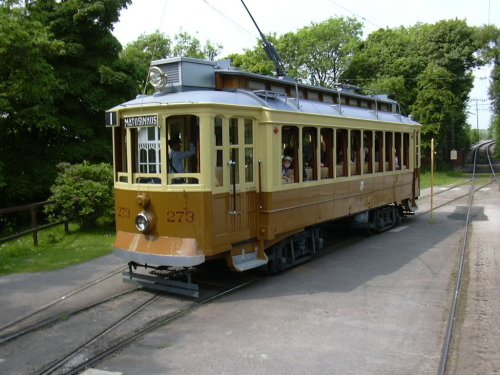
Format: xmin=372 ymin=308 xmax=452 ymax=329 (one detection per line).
xmin=213 ymin=116 xmax=258 ymax=248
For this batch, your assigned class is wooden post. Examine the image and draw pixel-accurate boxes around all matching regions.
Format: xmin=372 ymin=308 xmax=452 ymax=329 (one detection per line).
xmin=430 ymin=138 xmax=436 ymax=224
xmin=31 ymin=206 xmax=38 ymax=246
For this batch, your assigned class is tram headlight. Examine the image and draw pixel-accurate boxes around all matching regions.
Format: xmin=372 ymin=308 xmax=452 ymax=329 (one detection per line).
xmin=148 ymin=66 xmax=167 ymax=90
xmin=135 ymin=211 xmax=155 ymax=234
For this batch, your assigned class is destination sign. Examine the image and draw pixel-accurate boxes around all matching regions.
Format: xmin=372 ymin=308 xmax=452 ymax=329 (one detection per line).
xmin=123 ymin=115 xmax=158 ymax=127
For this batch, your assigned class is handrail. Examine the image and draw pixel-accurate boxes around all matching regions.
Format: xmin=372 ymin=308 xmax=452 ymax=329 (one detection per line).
xmin=0 ymin=200 xmax=68 ymax=247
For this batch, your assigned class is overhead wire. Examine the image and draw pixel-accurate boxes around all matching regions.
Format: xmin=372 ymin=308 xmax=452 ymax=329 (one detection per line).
xmin=200 ymin=0 xmax=258 ymax=46
xmin=141 ymin=0 xmax=169 ymax=95
xmin=325 ymin=0 xmax=382 ymax=29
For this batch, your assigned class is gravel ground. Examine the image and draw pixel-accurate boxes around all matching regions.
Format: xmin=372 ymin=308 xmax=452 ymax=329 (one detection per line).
xmin=448 ymin=182 xmax=500 ymax=374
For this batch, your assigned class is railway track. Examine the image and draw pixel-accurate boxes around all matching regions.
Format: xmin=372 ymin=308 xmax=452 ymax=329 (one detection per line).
xmin=437 ymin=140 xmax=497 ymax=375
xmin=39 ymin=275 xmax=261 ymax=375
xmin=0 ymin=261 xmax=263 ymax=375
xmin=0 ymin=288 xmax=139 ymax=345
xmin=0 ymin=266 xmax=130 ymax=340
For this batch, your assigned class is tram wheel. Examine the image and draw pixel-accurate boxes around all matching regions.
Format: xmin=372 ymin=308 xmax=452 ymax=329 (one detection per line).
xmin=267 ymin=243 xmax=285 ymax=275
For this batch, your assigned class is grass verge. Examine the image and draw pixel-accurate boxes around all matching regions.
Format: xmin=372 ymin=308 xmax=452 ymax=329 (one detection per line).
xmin=420 ymin=171 xmax=470 ymax=189
xmin=0 ymin=223 xmax=114 ymax=276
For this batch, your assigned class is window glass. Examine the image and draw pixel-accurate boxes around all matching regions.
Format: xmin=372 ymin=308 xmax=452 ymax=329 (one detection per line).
xmin=336 ymin=129 xmax=348 ymax=177
xmin=363 ymin=131 xmax=373 ymax=174
xmin=229 ymin=118 xmax=238 ymax=145
xmin=320 ymin=128 xmax=333 ymax=179
xmin=245 ymin=148 xmax=254 ymax=182
xmin=403 ymin=133 xmax=410 ymax=169
xmin=303 ymin=127 xmax=318 ymax=181
xmin=281 ymin=126 xmax=299 ymax=184
xmin=375 ymin=131 xmax=384 ymax=172
xmin=215 ymin=116 xmax=223 ymax=146
xmin=137 ymin=126 xmax=161 ymax=175
xmin=385 ymin=132 xmax=393 ymax=171
xmin=215 ymin=149 xmax=223 ymax=187
xmin=244 ymin=118 xmax=253 ymax=144
xmin=351 ymin=130 xmax=361 ymax=176
xmin=166 ymin=115 xmax=200 ymax=184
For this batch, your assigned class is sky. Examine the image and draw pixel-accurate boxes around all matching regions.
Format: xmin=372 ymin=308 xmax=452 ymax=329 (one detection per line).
xmin=113 ymin=0 xmax=499 ymax=130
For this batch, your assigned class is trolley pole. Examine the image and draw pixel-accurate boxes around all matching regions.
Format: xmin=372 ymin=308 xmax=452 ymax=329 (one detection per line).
xmin=430 ymin=138 xmax=435 ymax=224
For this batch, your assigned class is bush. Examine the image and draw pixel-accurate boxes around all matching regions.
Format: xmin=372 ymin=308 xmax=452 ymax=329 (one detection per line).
xmin=45 ymin=162 xmax=114 ymax=229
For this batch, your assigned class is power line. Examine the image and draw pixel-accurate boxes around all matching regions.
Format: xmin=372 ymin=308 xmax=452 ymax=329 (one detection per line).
xmin=325 ymin=0 xmax=382 ymax=29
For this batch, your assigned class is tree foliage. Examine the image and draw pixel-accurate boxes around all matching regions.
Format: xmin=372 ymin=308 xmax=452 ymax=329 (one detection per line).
xmin=228 ymin=17 xmax=363 ymax=86
xmin=343 ymin=20 xmax=490 ymax=167
xmin=44 ymin=162 xmax=114 ymax=228
xmin=0 ymin=0 xmax=136 ymax=207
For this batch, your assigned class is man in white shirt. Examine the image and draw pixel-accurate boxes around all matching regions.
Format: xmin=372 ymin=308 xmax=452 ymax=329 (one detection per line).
xmin=168 ymin=137 xmax=196 ymax=173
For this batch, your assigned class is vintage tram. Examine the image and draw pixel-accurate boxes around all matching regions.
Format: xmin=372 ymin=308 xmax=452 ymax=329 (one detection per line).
xmin=105 ymin=57 xmax=421 ymax=296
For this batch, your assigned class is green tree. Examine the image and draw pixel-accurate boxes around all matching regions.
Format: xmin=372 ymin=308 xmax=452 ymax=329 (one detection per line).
xmin=0 ymin=2 xmax=61 ymax=206
xmin=0 ymin=0 xmax=135 ymax=207
xmin=229 ymin=17 xmax=363 ymax=86
xmin=119 ymin=31 xmax=173 ymax=93
xmin=344 ymin=20 xmax=486 ymax=168
xmin=44 ymin=162 xmax=114 ymax=228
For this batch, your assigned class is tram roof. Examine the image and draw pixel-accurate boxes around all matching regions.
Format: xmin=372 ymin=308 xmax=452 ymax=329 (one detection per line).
xmin=110 ymin=89 xmax=419 ymax=126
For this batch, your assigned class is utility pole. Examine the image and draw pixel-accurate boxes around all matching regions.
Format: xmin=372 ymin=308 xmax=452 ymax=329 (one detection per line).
xmin=469 ymin=98 xmax=490 ymax=142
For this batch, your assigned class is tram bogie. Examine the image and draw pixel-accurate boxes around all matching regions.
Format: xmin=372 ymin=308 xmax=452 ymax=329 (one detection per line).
xmin=106 ymin=56 xmax=421 ymax=294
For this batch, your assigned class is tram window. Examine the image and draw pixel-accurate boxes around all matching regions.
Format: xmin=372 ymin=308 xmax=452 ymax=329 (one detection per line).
xmin=245 ymin=148 xmax=253 ymax=182
xmin=166 ymin=115 xmax=200 ymax=184
xmin=215 ymin=116 xmax=223 ymax=146
xmin=215 ymin=149 xmax=223 ymax=187
xmin=114 ymin=126 xmax=127 ymax=182
xmin=351 ymin=130 xmax=361 ymax=176
xmin=214 ymin=117 xmax=224 ymax=187
xmin=281 ymin=126 xmax=299 ymax=184
xmin=395 ymin=132 xmax=402 ymax=170
xmin=244 ymin=118 xmax=254 ymax=183
xmin=385 ymin=132 xmax=394 ymax=171
xmin=336 ymin=129 xmax=348 ymax=177
xmin=363 ymin=131 xmax=373 ymax=174
xmin=403 ymin=133 xmax=410 ymax=169
xmin=303 ymin=127 xmax=318 ymax=181
xmin=375 ymin=131 xmax=383 ymax=172
xmin=244 ymin=118 xmax=253 ymax=144
xmin=320 ymin=128 xmax=333 ymax=179
xmin=138 ymin=126 xmax=161 ymax=174
xmin=229 ymin=118 xmax=238 ymax=145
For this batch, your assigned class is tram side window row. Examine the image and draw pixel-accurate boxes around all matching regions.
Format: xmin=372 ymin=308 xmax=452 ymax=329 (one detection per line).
xmin=281 ymin=126 xmax=412 ymax=184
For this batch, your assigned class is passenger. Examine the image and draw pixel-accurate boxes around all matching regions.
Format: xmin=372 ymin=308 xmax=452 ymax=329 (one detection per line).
xmin=168 ymin=137 xmax=196 ymax=174
xmin=282 ymin=155 xmax=294 ymax=183
xmin=394 ymin=149 xmax=400 ymax=170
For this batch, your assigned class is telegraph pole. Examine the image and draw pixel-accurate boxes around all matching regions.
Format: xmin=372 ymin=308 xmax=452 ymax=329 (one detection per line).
xmin=468 ymin=98 xmax=490 ymax=142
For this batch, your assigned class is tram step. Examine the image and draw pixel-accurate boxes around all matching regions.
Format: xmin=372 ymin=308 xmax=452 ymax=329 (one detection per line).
xmin=232 ymin=252 xmax=268 ymax=271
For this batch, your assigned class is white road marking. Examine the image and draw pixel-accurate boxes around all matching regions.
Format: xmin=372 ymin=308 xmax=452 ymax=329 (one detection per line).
xmin=80 ymin=369 xmax=122 ymax=375
xmin=389 ymin=226 xmax=409 ymax=233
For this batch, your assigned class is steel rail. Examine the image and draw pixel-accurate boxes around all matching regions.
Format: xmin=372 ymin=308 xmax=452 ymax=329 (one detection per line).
xmin=0 ymin=287 xmax=139 ymax=345
xmin=0 ymin=266 xmax=126 ymax=334
xmin=437 ymin=141 xmax=496 ymax=375
xmin=59 ymin=277 xmax=262 ymax=375
xmin=38 ymin=293 xmax=162 ymax=375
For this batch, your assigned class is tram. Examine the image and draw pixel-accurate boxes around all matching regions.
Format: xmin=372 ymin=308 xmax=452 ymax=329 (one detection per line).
xmin=105 ymin=56 xmax=421 ymax=296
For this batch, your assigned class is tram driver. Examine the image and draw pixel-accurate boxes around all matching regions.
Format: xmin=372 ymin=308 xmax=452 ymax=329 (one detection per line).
xmin=168 ymin=137 xmax=196 ymax=182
